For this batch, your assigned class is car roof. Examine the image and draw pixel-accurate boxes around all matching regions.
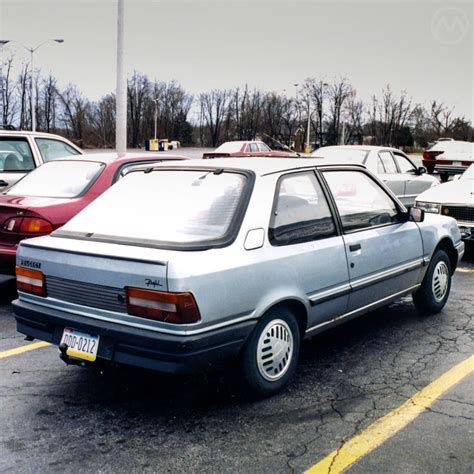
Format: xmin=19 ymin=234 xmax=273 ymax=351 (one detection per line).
xmin=0 ymin=130 xmax=75 ymax=140
xmin=147 ymin=157 xmax=364 ymax=176
xmin=316 ymin=145 xmax=400 ymax=152
xmin=50 ymin=152 xmax=189 ymax=164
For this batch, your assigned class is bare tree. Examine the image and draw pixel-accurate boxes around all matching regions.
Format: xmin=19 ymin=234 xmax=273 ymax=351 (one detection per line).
xmin=1 ymin=56 xmax=16 ymax=126
xmin=199 ymin=89 xmax=230 ymax=147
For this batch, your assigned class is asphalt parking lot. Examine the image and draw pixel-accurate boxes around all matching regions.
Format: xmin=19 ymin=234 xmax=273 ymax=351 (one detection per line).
xmin=0 ymin=244 xmax=473 ymax=472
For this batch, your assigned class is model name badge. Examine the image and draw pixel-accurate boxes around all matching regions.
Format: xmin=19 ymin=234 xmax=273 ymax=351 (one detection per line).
xmin=145 ymin=278 xmax=163 ymax=288
xmin=20 ymin=259 xmax=41 ymax=270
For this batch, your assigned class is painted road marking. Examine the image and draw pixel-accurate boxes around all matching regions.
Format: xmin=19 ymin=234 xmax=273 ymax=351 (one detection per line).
xmin=457 ymin=267 xmax=474 ymax=273
xmin=0 ymin=341 xmax=50 ymax=360
xmin=305 ymin=355 xmax=474 ymax=474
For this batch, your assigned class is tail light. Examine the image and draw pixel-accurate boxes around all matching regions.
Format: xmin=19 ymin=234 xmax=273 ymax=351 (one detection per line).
xmin=3 ymin=217 xmax=53 ymax=235
xmin=126 ymin=287 xmax=200 ymax=324
xmin=423 ymin=151 xmax=443 ymax=160
xmin=16 ymin=266 xmax=46 ymax=296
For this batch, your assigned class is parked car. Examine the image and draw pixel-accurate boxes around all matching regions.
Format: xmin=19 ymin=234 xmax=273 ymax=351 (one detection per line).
xmin=422 ymin=140 xmax=474 ymax=181
xmin=416 ymin=164 xmax=474 ymax=241
xmin=0 ymin=130 xmax=83 ymax=190
xmin=312 ymin=145 xmax=438 ymax=206
xmin=202 ymin=140 xmax=296 ymax=159
xmin=13 ymin=158 xmax=463 ymax=396
xmin=0 ymin=152 xmax=188 ymax=280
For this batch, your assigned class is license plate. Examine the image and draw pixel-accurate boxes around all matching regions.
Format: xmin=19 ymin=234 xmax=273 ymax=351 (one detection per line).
xmin=453 ymin=161 xmax=462 ymax=166
xmin=60 ymin=328 xmax=99 ymax=362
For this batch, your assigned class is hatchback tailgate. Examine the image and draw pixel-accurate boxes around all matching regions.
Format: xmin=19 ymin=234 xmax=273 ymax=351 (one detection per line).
xmin=16 ymin=238 xmax=169 ymax=313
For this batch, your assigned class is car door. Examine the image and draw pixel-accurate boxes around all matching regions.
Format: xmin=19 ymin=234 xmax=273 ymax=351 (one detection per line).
xmin=0 ymin=137 xmax=37 ymax=190
xmin=392 ymin=151 xmax=428 ymax=205
xmin=268 ymin=170 xmax=350 ymax=330
xmin=377 ymin=150 xmax=406 ymax=202
xmin=322 ymin=168 xmax=424 ymax=313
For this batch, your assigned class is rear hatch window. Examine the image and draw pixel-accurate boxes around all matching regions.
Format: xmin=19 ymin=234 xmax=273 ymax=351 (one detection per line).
xmin=54 ymin=168 xmax=252 ymax=250
xmin=6 ymin=160 xmax=103 ymax=198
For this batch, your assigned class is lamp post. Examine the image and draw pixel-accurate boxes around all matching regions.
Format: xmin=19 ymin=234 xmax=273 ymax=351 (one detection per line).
xmin=0 ymin=40 xmax=10 ymax=128
xmin=1 ymin=39 xmax=64 ymax=131
xmin=153 ymin=98 xmax=159 ymax=141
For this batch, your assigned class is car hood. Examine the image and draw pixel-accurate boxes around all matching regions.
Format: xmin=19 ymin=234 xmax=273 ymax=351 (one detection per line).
xmin=0 ymin=194 xmax=73 ymax=210
xmin=416 ymin=180 xmax=474 ymax=204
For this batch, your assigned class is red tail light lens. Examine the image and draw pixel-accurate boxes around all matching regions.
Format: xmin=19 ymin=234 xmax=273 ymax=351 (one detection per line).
xmin=3 ymin=217 xmax=53 ymax=235
xmin=16 ymin=266 xmax=46 ymax=296
xmin=126 ymin=288 xmax=200 ymax=324
xmin=423 ymin=151 xmax=443 ymax=160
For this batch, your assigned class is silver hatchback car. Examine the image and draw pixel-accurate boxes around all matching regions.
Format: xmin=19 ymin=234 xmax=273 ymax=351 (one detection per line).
xmin=13 ymin=158 xmax=464 ymax=396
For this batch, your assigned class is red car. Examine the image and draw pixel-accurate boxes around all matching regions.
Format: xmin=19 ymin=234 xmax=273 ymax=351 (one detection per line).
xmin=0 ymin=152 xmax=188 ymax=279
xmin=202 ymin=141 xmax=296 ymax=159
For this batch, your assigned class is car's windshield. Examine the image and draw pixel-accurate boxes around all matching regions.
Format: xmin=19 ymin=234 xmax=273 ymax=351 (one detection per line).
xmin=461 ymin=164 xmax=474 ymax=180
xmin=56 ymin=169 xmax=249 ymax=248
xmin=5 ymin=161 xmax=103 ymax=198
xmin=312 ymin=148 xmax=368 ymax=164
xmin=214 ymin=142 xmax=244 ymax=153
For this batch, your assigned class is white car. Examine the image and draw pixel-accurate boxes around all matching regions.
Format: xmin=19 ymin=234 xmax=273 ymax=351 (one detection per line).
xmin=416 ymin=164 xmax=474 ymax=241
xmin=0 ymin=130 xmax=83 ymax=189
xmin=422 ymin=140 xmax=474 ymax=181
xmin=312 ymin=145 xmax=439 ymax=206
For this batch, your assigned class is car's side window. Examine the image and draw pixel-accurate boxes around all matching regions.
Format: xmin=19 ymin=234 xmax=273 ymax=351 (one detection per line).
xmin=393 ymin=153 xmax=416 ymax=173
xmin=259 ymin=143 xmax=271 ymax=152
xmin=378 ymin=151 xmax=398 ymax=174
xmin=269 ymin=171 xmax=337 ymax=246
xmin=0 ymin=138 xmax=35 ymax=172
xmin=323 ymin=170 xmax=400 ymax=233
xmin=249 ymin=143 xmax=259 ymax=153
xmin=35 ymin=138 xmax=80 ymax=162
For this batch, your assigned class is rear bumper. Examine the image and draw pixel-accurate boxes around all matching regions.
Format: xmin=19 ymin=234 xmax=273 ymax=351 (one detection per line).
xmin=422 ymin=160 xmax=472 ymax=174
xmin=13 ymin=299 xmax=257 ymax=374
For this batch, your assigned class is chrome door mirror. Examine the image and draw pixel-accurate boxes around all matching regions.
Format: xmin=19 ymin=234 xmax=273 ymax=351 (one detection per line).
xmin=409 ymin=207 xmax=425 ymax=222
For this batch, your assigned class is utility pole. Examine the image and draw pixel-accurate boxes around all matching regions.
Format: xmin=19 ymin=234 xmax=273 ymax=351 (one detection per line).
xmin=115 ymin=0 xmax=127 ymax=156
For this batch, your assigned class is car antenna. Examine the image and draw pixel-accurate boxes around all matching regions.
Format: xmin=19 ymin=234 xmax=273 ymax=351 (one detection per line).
xmin=261 ymin=133 xmax=301 ymax=157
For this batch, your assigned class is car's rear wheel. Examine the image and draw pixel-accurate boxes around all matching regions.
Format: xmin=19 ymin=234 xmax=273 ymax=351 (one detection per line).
xmin=240 ymin=306 xmax=300 ymax=397
xmin=426 ymin=165 xmax=435 ymax=174
xmin=412 ymin=249 xmax=451 ymax=315
xmin=439 ymin=172 xmax=449 ymax=182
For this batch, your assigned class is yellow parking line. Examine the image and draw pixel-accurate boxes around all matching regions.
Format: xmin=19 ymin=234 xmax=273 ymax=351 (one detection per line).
xmin=305 ymin=355 xmax=474 ymax=474
xmin=0 ymin=341 xmax=50 ymax=360
xmin=457 ymin=267 xmax=474 ymax=273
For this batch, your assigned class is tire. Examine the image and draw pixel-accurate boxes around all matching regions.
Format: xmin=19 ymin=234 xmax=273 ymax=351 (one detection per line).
xmin=412 ymin=249 xmax=451 ymax=315
xmin=426 ymin=165 xmax=435 ymax=174
xmin=440 ymin=172 xmax=449 ymax=183
xmin=240 ymin=306 xmax=301 ymax=397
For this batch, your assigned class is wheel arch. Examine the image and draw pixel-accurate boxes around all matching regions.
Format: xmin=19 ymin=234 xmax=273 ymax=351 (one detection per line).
xmin=433 ymin=237 xmax=458 ymax=274
xmin=260 ymin=298 xmax=309 ymax=338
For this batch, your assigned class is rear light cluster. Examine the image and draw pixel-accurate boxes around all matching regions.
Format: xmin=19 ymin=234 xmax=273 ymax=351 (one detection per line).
xmin=16 ymin=266 xmax=46 ymax=296
xmin=422 ymin=150 xmax=443 ymax=161
xmin=3 ymin=217 xmax=53 ymax=235
xmin=126 ymin=287 xmax=200 ymax=324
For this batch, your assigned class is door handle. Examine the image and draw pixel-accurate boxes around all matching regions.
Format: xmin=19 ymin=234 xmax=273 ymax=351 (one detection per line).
xmin=0 ymin=180 xmax=8 ymax=187
xmin=349 ymin=243 xmax=361 ymax=252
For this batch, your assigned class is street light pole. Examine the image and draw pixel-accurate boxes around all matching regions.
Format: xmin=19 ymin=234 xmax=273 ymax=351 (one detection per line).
xmin=115 ymin=0 xmax=127 ymax=157
xmin=153 ymin=98 xmax=158 ymax=140
xmin=0 ymin=40 xmax=9 ymax=128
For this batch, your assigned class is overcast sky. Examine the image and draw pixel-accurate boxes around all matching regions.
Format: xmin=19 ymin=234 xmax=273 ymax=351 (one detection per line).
xmin=1 ymin=0 xmax=472 ymax=121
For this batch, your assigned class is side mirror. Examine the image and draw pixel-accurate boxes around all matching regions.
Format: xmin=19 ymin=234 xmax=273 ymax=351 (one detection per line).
xmin=409 ymin=207 xmax=425 ymax=222
xmin=417 ymin=166 xmax=427 ymax=175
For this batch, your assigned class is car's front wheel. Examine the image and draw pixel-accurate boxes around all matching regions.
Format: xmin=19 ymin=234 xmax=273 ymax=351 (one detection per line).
xmin=412 ymin=249 xmax=452 ymax=315
xmin=240 ymin=306 xmax=301 ymax=397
